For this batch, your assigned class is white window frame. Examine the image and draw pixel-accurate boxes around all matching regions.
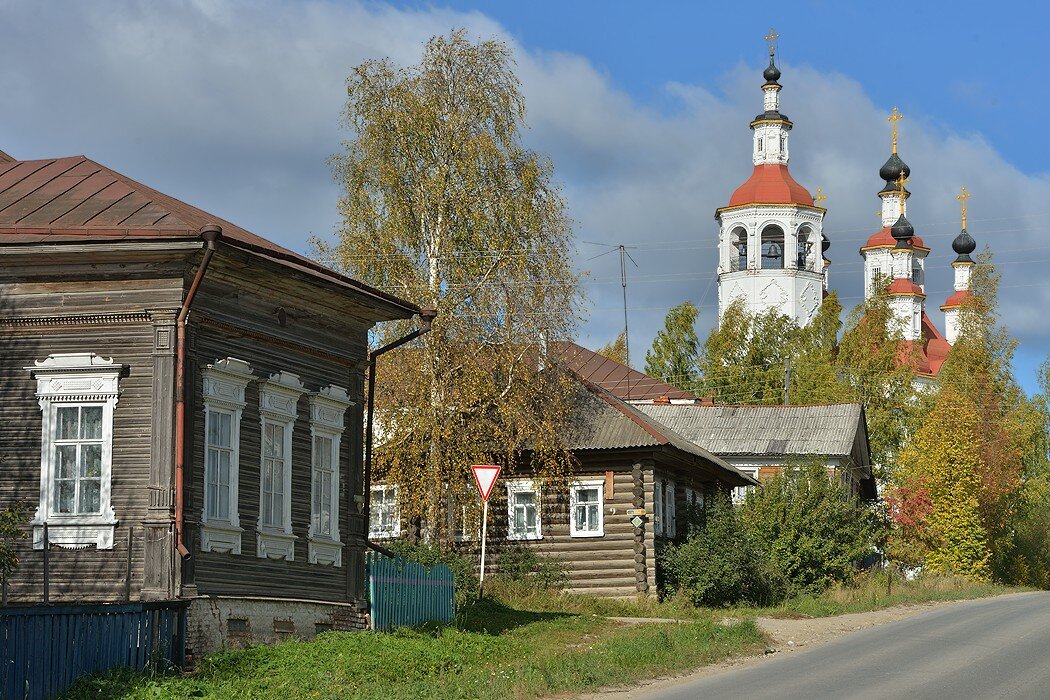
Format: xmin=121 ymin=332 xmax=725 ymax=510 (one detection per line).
xmin=369 ymin=484 xmax=400 ymax=539
xmin=653 ymin=478 xmax=664 ymax=536
xmin=27 ymin=354 xmax=121 ymax=550
xmin=256 ymin=371 xmax=305 ymax=561
xmin=506 ymin=479 xmax=542 ymax=541
xmin=569 ymin=479 xmax=604 ymax=538
xmin=665 ymin=480 xmax=677 ymax=539
xmin=732 ymin=467 xmax=760 ymax=504
xmin=200 ymin=357 xmax=254 ymax=555
xmin=307 ymin=385 xmax=352 ymax=566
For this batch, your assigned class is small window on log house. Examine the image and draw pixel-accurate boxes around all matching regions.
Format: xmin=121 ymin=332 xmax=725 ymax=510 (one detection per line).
xmin=570 ymin=480 xmax=604 ymax=538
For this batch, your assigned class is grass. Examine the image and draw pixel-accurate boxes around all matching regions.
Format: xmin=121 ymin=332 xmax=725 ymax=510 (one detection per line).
xmin=63 ymin=573 xmax=1019 ymax=699
xmin=63 ymin=598 xmax=764 ymax=700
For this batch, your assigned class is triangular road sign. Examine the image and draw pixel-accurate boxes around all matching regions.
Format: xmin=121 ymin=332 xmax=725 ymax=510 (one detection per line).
xmin=471 ymin=465 xmax=501 ymax=502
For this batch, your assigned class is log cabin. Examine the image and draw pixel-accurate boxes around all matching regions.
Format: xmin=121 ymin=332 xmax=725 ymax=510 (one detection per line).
xmin=0 ymin=151 xmax=422 ymax=654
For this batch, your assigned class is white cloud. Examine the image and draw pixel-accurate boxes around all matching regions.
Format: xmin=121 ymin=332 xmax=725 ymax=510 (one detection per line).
xmin=2 ymin=0 xmax=1046 ymax=380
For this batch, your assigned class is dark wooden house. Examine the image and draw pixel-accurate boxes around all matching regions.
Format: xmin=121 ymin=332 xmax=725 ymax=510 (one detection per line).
xmin=0 ymin=152 xmax=421 ymax=653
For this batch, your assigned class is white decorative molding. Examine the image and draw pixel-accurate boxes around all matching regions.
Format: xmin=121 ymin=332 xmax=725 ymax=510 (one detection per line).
xmin=257 ymin=530 xmax=297 ymax=561
xmin=26 ymin=354 xmax=122 ymax=550
xmin=258 ymin=371 xmax=305 ymax=422
xmin=200 ymin=358 xmax=255 ymax=555
xmin=307 ymin=385 xmax=352 ymax=566
xmin=308 ymin=539 xmax=343 ymax=567
xmin=308 ymin=385 xmax=353 ymax=432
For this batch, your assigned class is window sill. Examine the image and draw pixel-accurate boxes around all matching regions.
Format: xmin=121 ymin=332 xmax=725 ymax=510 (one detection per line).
xmin=257 ymin=529 xmax=297 ymax=561
xmin=570 ymin=531 xmax=604 ymax=539
xmin=308 ymin=537 xmax=343 ymax=567
xmin=33 ymin=518 xmax=117 ymax=550
xmin=368 ymin=531 xmax=400 ymax=540
xmin=201 ymin=521 xmax=244 ymax=555
xmin=506 ymin=533 xmax=542 ymax=541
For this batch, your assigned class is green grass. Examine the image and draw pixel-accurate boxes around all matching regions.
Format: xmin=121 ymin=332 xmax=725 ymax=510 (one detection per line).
xmin=63 ymin=599 xmax=763 ymax=700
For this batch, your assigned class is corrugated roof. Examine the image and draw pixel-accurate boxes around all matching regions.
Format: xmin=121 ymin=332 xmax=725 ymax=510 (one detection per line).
xmin=637 ymin=403 xmax=864 ymax=457
xmin=0 ymin=155 xmax=419 ymax=316
xmin=551 ymin=341 xmax=697 ymax=402
xmin=566 ymin=379 xmax=756 ymax=486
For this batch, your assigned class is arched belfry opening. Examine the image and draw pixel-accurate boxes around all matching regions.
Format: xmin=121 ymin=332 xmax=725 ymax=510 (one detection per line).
xmin=760 ymin=225 xmax=785 ymax=269
xmin=796 ymin=225 xmax=814 ymax=270
xmin=732 ymin=227 xmax=748 ymax=271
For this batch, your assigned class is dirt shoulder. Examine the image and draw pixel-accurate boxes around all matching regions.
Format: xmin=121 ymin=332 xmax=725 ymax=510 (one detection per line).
xmin=580 ymin=593 xmax=1027 ymax=699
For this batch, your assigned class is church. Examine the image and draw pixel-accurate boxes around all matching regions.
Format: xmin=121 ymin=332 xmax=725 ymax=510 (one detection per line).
xmin=714 ymin=33 xmax=980 ymax=380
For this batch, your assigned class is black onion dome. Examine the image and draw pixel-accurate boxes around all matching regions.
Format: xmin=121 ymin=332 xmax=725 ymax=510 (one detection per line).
xmin=821 ymin=234 xmax=830 ymax=253
xmin=891 ymin=213 xmax=914 ymax=247
xmin=763 ymin=58 xmax=781 ymax=83
xmin=879 ymin=153 xmax=911 ymax=183
xmin=952 ymin=229 xmax=976 ymax=262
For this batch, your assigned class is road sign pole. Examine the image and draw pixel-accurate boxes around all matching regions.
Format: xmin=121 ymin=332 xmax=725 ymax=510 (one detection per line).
xmin=479 ymin=499 xmax=489 ymax=598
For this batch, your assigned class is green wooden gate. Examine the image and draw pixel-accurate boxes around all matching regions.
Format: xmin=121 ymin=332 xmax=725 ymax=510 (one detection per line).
xmin=366 ymin=552 xmax=455 ymax=631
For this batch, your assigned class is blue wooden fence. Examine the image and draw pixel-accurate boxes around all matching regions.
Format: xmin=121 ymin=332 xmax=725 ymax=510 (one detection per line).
xmin=0 ymin=601 xmax=186 ymax=700
xmin=367 ymin=552 xmax=455 ymax=632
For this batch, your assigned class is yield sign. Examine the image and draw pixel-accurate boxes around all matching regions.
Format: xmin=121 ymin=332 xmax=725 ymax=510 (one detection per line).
xmin=471 ymin=465 xmax=501 ymax=502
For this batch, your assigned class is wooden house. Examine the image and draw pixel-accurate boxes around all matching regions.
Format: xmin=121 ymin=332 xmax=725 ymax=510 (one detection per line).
xmin=0 ymin=152 xmax=422 ymax=653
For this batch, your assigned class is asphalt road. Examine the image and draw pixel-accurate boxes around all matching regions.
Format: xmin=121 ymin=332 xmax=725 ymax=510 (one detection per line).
xmin=643 ymin=592 xmax=1050 ymax=700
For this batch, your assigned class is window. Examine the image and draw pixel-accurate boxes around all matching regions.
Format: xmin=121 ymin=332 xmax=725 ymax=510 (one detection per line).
xmin=29 ymin=354 xmax=121 ymax=550
xmin=653 ymin=479 xmax=664 ymax=535
xmin=506 ymin=479 xmax=541 ymax=540
xmin=683 ymin=487 xmax=705 ymax=533
xmin=664 ymin=480 xmax=676 ymax=538
xmin=369 ymin=485 xmax=399 ymax=539
xmin=756 ymin=136 xmax=764 ymax=153
xmin=256 ymin=371 xmax=305 ymax=561
xmin=200 ymin=358 xmax=253 ymax=555
xmin=570 ymin=480 xmax=604 ymax=538
xmin=760 ymin=225 xmax=785 ymax=269
xmin=308 ymin=385 xmax=351 ymax=566
xmin=732 ymin=468 xmax=760 ymax=504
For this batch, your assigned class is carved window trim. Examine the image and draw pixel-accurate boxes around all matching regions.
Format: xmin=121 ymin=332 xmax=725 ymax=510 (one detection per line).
xmin=506 ymin=479 xmax=542 ymax=541
xmin=256 ymin=371 xmax=304 ymax=561
xmin=569 ymin=479 xmax=604 ymax=538
xmin=200 ymin=357 xmax=254 ymax=555
xmin=27 ymin=353 xmax=122 ymax=550
xmin=307 ymin=385 xmax=352 ymax=567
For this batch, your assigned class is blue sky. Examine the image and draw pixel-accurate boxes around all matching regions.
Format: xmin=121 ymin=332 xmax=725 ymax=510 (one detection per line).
xmin=2 ymin=0 xmax=1046 ymax=393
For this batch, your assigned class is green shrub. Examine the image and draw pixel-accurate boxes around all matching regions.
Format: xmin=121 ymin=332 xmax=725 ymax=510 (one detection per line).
xmin=386 ymin=540 xmax=480 ymax=608
xmin=494 ymin=545 xmax=569 ymax=590
xmin=741 ymin=461 xmax=881 ymax=595
xmin=661 ymin=495 xmax=786 ymax=607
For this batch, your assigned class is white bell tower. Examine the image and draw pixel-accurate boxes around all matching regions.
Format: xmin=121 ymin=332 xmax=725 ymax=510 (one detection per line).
xmin=715 ymin=30 xmax=827 ymax=327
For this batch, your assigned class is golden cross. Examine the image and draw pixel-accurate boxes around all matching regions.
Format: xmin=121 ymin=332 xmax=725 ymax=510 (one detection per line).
xmin=764 ymin=28 xmax=779 ymax=56
xmin=888 ymin=106 xmax=903 ymax=154
xmin=815 ymin=187 xmax=828 ymax=207
xmin=957 ymin=186 xmax=971 ymax=229
xmin=896 ymin=172 xmax=909 ymax=194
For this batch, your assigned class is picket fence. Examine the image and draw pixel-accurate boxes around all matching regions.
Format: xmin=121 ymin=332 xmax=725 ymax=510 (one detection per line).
xmin=367 ymin=551 xmax=455 ymax=631
xmin=0 ymin=601 xmax=186 ymax=700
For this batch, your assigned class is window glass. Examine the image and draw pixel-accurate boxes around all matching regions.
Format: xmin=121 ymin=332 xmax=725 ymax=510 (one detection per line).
xmin=52 ymin=405 xmax=105 ymax=516
xmin=312 ymin=435 xmax=335 ymax=537
xmin=508 ymin=483 xmax=540 ymax=539
xmin=571 ymin=484 xmax=602 ymax=536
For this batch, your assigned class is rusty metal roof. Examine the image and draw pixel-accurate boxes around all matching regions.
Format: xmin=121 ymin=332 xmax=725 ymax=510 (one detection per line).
xmin=566 ymin=379 xmax=756 ymax=486
xmin=551 ymin=341 xmax=697 ymax=402
xmin=637 ymin=403 xmax=866 ymax=458
xmin=0 ymin=155 xmax=419 ymax=316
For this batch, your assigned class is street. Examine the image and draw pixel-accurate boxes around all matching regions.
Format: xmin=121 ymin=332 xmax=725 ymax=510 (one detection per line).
xmin=642 ymin=592 xmax=1050 ymax=700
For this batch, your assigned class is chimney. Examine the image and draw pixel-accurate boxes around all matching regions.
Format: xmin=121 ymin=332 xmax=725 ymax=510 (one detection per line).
xmin=700 ymin=396 xmax=715 ymax=406
xmin=653 ymin=394 xmax=671 ymax=405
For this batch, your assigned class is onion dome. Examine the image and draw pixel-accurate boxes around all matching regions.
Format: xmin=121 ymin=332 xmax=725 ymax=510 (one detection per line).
xmin=952 ymin=228 xmax=976 ymax=263
xmin=879 ymin=153 xmax=911 ymax=183
xmin=821 ymin=234 xmax=830 ymax=253
xmin=891 ymin=213 xmax=914 ymax=247
xmin=763 ymin=58 xmax=781 ymax=83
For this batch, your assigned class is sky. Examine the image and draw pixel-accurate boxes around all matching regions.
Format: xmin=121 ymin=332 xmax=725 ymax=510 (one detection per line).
xmin=2 ymin=0 xmax=1047 ymax=393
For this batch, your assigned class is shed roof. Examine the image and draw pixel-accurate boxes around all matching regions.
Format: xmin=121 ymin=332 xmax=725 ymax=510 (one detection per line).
xmin=0 ymin=155 xmax=419 ymax=317
xmin=551 ymin=341 xmax=697 ymax=402
xmin=566 ymin=379 xmax=756 ymax=486
xmin=636 ymin=403 xmax=865 ymax=458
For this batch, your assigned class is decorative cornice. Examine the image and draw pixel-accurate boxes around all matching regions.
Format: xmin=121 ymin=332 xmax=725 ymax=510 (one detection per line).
xmin=0 ymin=312 xmax=151 ymax=328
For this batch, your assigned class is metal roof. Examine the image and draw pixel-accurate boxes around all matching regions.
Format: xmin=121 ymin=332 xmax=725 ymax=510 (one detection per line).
xmin=637 ymin=403 xmax=865 ymax=457
xmin=0 ymin=155 xmax=419 ymax=317
xmin=551 ymin=341 xmax=697 ymax=402
xmin=565 ymin=379 xmax=756 ymax=486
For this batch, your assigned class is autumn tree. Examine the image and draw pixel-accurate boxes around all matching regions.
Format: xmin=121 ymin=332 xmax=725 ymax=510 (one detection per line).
xmin=644 ymin=301 xmax=700 ymax=391
xmin=323 ymin=31 xmax=581 ymax=537
xmin=894 ymin=391 xmax=991 ymax=580
xmin=596 ymin=331 xmax=629 ymax=366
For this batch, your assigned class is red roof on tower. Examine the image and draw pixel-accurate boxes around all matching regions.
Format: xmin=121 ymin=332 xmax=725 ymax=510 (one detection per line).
xmin=940 ymin=289 xmax=973 ymax=309
xmin=863 ymin=226 xmax=926 ymax=250
xmin=725 ymin=164 xmax=814 ymax=208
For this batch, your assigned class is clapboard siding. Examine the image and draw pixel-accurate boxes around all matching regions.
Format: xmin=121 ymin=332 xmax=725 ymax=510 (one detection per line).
xmin=0 ymin=272 xmax=179 ymax=603
xmin=186 ymin=273 xmax=371 ymax=603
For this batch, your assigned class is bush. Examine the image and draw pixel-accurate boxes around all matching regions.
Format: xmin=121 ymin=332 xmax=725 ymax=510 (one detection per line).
xmin=740 ymin=461 xmax=881 ymax=595
xmin=494 ymin=545 xmax=568 ymax=591
xmin=661 ymin=496 xmax=786 ymax=607
xmin=386 ymin=540 xmax=480 ymax=608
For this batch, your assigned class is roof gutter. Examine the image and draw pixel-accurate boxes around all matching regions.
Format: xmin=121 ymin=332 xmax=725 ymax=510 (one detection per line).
xmin=174 ymin=224 xmax=222 ymax=561
xmin=362 ymin=308 xmax=437 ymax=546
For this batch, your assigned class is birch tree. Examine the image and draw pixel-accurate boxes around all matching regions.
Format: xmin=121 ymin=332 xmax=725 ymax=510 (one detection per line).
xmin=323 ymin=31 xmax=581 ymax=538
